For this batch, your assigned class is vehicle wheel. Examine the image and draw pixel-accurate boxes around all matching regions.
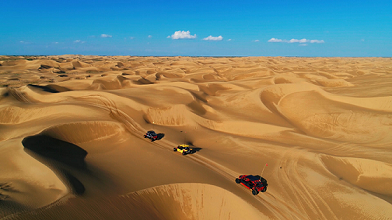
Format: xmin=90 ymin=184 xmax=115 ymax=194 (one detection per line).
xmin=235 ymin=178 xmax=241 ymax=184
xmin=182 ymin=152 xmax=187 ymax=155
xmin=262 ymin=186 xmax=267 ymax=192
xmin=252 ymin=189 xmax=259 ymax=195
xmin=151 ymin=139 xmax=155 ymax=142
xmin=173 ymin=148 xmax=177 ymax=151
xmin=144 ymin=135 xmax=147 ymax=138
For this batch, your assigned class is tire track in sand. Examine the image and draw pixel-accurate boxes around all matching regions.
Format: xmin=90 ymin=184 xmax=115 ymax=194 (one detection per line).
xmin=64 ymin=94 xmax=291 ymax=218
xmin=12 ymin=89 xmax=318 ymax=219
xmin=276 ymin=149 xmax=338 ymax=220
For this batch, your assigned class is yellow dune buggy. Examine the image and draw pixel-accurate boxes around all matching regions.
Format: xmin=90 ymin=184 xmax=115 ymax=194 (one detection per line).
xmin=173 ymin=144 xmax=193 ymax=155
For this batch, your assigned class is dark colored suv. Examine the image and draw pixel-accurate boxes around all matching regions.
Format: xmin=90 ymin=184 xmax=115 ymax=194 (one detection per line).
xmin=144 ymin=130 xmax=158 ymax=142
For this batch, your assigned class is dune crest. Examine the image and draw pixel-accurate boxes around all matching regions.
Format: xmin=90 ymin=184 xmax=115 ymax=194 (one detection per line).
xmin=41 ymin=121 xmax=125 ymax=144
xmin=7 ymin=184 xmax=266 ymax=220
xmin=123 ymin=183 xmax=265 ymax=220
xmin=321 ymin=155 xmax=392 ymax=196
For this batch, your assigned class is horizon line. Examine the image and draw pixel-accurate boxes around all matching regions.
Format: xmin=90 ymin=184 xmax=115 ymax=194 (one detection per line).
xmin=1 ymin=54 xmax=391 ymax=58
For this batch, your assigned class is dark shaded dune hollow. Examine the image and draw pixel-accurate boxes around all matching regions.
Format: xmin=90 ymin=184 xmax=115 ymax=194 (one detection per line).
xmin=22 ymin=135 xmax=87 ymax=196
xmin=1 ymin=56 xmax=392 ymax=219
xmin=22 ymin=135 xmax=88 ymax=169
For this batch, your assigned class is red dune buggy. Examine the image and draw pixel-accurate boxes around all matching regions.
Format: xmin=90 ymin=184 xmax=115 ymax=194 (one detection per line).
xmin=235 ymin=175 xmax=268 ymax=195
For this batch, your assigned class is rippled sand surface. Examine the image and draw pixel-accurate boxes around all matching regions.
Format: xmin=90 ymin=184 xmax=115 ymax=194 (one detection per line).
xmin=1 ymin=55 xmax=392 ymax=219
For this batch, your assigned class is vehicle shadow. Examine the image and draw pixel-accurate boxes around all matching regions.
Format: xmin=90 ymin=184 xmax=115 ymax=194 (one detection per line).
xmin=157 ymin=133 xmax=165 ymax=140
xmin=191 ymin=148 xmax=202 ymax=154
xmin=186 ymin=142 xmax=202 ymax=154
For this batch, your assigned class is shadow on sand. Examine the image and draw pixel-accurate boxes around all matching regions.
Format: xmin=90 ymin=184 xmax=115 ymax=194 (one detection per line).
xmin=22 ymin=135 xmax=87 ymax=195
xmin=28 ymin=84 xmax=71 ymax=93
xmin=181 ymin=142 xmax=202 ymax=154
xmin=157 ymin=133 xmax=165 ymax=140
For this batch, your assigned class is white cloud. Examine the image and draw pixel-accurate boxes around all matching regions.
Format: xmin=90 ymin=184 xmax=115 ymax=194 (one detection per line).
xmin=268 ymin=38 xmax=325 ymax=44
xmin=101 ymin=34 xmax=112 ymax=38
xmin=148 ymin=35 xmax=152 ymax=38
xmin=254 ymin=40 xmax=260 ymax=42
xmin=310 ymin=39 xmax=324 ymax=43
xmin=130 ymin=37 xmax=135 ymax=40
xmin=203 ymin=35 xmax=223 ymax=41
xmin=289 ymin=38 xmax=308 ymax=43
xmin=227 ymin=39 xmax=232 ymax=41
xmin=20 ymin=40 xmax=34 ymax=44
xmin=299 ymin=44 xmax=308 ymax=46
xmin=169 ymin=31 xmax=197 ymax=39
xmin=74 ymin=40 xmax=85 ymax=43
xmin=268 ymin=38 xmax=283 ymax=42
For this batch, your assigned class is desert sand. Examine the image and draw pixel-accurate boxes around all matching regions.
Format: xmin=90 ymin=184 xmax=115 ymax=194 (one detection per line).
xmin=0 ymin=55 xmax=392 ymax=219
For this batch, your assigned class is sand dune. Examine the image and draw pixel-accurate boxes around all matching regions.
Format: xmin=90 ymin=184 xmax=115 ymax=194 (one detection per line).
xmin=8 ymin=183 xmax=267 ymax=220
xmin=1 ymin=55 xmax=392 ymax=219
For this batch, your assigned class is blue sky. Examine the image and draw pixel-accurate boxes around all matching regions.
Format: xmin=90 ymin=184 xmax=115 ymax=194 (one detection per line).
xmin=1 ymin=0 xmax=391 ymax=57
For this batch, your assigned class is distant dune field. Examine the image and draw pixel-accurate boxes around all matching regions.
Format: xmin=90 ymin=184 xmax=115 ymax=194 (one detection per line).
xmin=1 ymin=55 xmax=392 ymax=219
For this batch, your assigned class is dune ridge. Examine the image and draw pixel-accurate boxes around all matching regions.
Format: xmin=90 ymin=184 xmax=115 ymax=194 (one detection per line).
xmin=6 ymin=184 xmax=266 ymax=220
xmin=1 ymin=56 xmax=392 ymax=219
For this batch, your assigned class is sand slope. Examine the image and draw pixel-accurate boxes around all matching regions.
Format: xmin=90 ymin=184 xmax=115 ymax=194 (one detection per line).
xmin=1 ymin=56 xmax=392 ymax=219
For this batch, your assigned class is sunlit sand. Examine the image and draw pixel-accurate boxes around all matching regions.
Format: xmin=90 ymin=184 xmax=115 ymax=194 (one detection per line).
xmin=1 ymin=55 xmax=392 ymax=219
